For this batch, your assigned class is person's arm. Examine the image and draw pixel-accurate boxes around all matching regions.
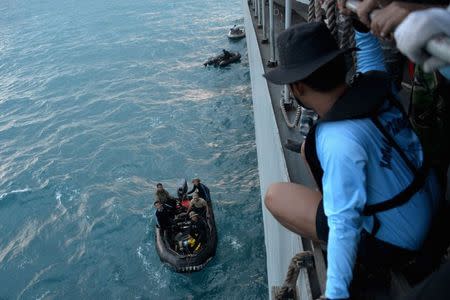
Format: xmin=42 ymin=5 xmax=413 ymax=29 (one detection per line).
xmin=317 ymin=126 xmax=368 ymax=299
xmin=188 ymin=185 xmax=196 ymax=195
xmin=354 ymin=29 xmax=386 ymax=73
xmin=370 ymin=1 xmax=440 ymax=38
xmin=356 ymin=0 xmax=392 ymax=27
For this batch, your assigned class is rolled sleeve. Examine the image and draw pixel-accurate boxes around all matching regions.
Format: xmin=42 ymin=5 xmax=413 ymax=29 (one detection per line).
xmin=355 ymin=31 xmax=386 ymax=74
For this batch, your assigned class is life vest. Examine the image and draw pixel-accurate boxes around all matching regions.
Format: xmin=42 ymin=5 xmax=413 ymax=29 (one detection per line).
xmin=304 ymin=71 xmax=429 ymax=235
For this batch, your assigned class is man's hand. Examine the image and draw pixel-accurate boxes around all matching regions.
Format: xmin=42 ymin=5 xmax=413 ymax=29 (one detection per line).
xmin=337 ymin=0 xmax=352 ymax=16
xmin=370 ymin=1 xmax=420 ymax=38
xmin=356 ymin=0 xmax=380 ymax=27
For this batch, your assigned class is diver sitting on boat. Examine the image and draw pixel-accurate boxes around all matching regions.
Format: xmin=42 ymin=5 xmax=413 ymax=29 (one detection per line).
xmin=228 ymin=25 xmax=245 ymax=40
xmin=187 ymin=178 xmax=211 ymax=202
xmin=188 ymin=211 xmax=208 ymax=251
xmin=187 ymin=192 xmax=209 ymax=218
xmin=230 ymin=25 xmax=243 ymax=35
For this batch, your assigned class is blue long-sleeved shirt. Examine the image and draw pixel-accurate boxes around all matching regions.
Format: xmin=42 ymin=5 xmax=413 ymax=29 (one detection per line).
xmin=320 ymin=31 xmax=441 ymax=299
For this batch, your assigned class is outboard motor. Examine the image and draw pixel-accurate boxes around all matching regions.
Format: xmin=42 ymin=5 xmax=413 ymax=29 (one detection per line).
xmin=177 ymin=179 xmax=188 ymax=200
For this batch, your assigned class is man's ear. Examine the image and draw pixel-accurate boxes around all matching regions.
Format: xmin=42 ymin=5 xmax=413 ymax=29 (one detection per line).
xmin=291 ymin=82 xmax=305 ymax=97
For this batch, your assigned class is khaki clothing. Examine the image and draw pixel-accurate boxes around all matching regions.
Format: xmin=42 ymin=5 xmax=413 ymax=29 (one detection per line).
xmin=190 ymin=197 xmax=207 ymax=217
xmin=190 ymin=197 xmax=207 ymax=209
xmin=155 ymin=190 xmax=172 ymax=204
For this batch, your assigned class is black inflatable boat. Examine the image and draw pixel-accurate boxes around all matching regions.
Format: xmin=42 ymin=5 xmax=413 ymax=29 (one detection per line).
xmin=155 ymin=180 xmax=218 ymax=272
xmin=203 ymin=50 xmax=241 ymax=68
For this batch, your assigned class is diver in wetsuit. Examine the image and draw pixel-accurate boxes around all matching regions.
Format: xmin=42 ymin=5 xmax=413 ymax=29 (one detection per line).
xmin=154 ymin=200 xmax=174 ymax=229
xmin=231 ymin=25 xmax=242 ymax=35
xmin=222 ymin=49 xmax=232 ymax=60
xmin=189 ymin=211 xmax=208 ymax=251
xmin=187 ymin=178 xmax=211 ymax=202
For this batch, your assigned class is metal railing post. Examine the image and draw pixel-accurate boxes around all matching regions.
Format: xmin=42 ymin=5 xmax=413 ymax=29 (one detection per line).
xmin=254 ymin=0 xmax=258 ymax=17
xmin=257 ymin=0 xmax=263 ymax=28
xmin=283 ymin=0 xmax=292 ymax=102
xmin=261 ymin=0 xmax=268 ymax=43
xmin=285 ymin=0 xmax=292 ymax=29
xmin=267 ymin=0 xmax=277 ymax=67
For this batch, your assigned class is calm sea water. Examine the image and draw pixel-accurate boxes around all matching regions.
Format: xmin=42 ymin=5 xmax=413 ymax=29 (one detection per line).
xmin=0 ymin=0 xmax=267 ymax=298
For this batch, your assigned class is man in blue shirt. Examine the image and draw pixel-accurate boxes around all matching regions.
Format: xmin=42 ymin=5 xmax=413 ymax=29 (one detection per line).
xmin=263 ymin=22 xmax=441 ymax=299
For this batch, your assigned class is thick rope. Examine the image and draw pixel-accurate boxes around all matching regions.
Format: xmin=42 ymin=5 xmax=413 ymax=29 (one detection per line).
xmin=314 ymin=0 xmax=323 ymax=22
xmin=275 ymin=251 xmax=315 ymax=300
xmin=338 ymin=13 xmax=353 ymax=49
xmin=323 ymin=0 xmax=338 ymax=42
xmin=308 ymin=0 xmax=315 ymax=23
xmin=337 ymin=12 xmax=356 ymax=76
